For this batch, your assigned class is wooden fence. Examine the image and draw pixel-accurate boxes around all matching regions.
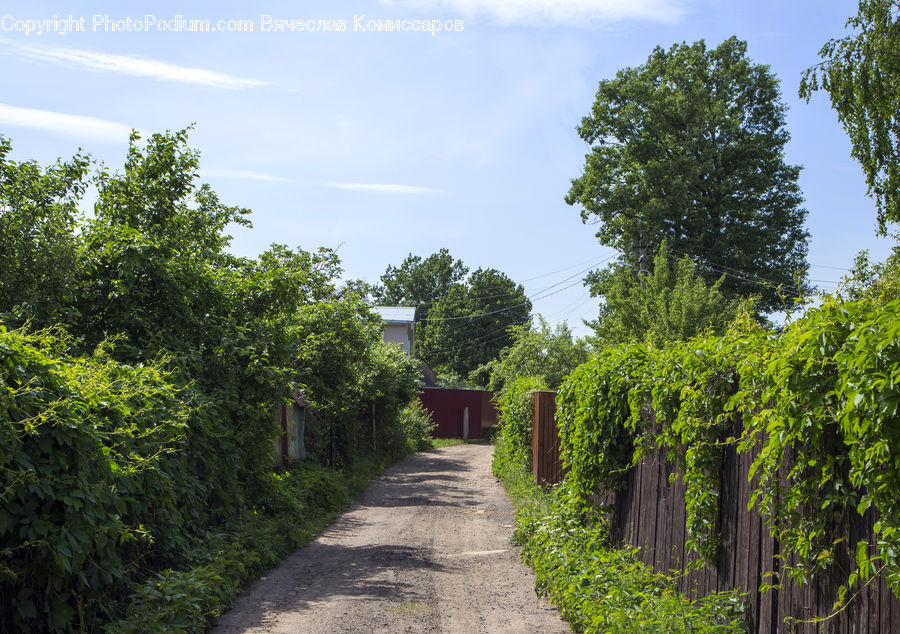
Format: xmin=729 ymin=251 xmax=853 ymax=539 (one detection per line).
xmin=530 ymin=390 xmax=900 ymax=633
xmin=532 ymin=391 xmax=564 ymax=485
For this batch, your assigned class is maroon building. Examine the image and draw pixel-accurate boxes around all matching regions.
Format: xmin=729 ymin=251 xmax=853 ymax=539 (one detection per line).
xmin=417 ymin=387 xmax=497 ymax=439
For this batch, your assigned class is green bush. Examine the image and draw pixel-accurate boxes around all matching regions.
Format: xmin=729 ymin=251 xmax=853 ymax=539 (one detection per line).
xmin=396 ymin=399 xmax=437 ymax=452
xmin=492 ymin=439 xmax=745 ymax=632
xmin=493 ymin=376 xmax=547 ymax=474
xmin=0 ymin=327 xmax=193 ymax=630
xmin=555 ymin=294 xmax=900 ymax=608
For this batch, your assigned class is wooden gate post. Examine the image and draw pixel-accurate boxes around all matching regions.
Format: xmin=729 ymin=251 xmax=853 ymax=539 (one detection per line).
xmin=532 ymin=391 xmax=562 ymax=486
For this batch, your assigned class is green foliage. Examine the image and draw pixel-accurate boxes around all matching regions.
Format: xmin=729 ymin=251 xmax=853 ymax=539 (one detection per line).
xmin=556 ymin=344 xmax=649 ymax=507
xmin=517 ymin=502 xmax=747 ymax=633
xmin=0 ymin=129 xmax=427 ymax=631
xmin=474 ymin=316 xmax=590 ymax=392
xmin=840 ymin=248 xmax=900 ymax=302
xmin=649 ymin=326 xmax=763 ymax=565
xmin=371 ymin=248 xmax=468 ymax=323
xmin=418 ymin=267 xmax=531 ymax=379
xmin=495 ymin=376 xmax=548 ymax=473
xmin=290 ymin=297 xmax=420 ymax=467
xmin=395 ymin=399 xmax=437 ymax=453
xmin=0 ymin=327 xmax=192 ymax=630
xmin=492 ymin=443 xmax=746 ymax=632
xmin=0 ymin=136 xmax=90 ymax=330
xmin=737 ymin=295 xmax=900 ymax=591
xmin=567 ymin=37 xmax=810 ymax=312
xmin=800 ymin=0 xmax=900 ymax=234
xmin=587 ymin=242 xmax=750 ymax=347
xmin=556 ymin=292 xmax=900 ymax=610
xmin=557 ymin=323 xmax=769 ymax=567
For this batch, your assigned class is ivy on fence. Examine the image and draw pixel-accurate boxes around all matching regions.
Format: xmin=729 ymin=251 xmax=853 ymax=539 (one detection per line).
xmin=555 ymin=296 xmax=900 ymax=604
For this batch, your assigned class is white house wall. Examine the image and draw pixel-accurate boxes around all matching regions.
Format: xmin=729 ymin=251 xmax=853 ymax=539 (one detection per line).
xmin=382 ymin=324 xmax=411 ymax=353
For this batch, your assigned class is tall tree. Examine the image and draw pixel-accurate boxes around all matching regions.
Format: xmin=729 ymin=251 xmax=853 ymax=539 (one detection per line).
xmin=800 ymin=0 xmax=900 ymax=235
xmin=0 ymin=136 xmax=90 ymax=329
xmin=566 ymin=37 xmax=810 ymax=312
xmin=417 ymin=267 xmax=531 ymax=379
xmin=472 ymin=316 xmax=590 ymax=392
xmin=371 ymin=248 xmax=468 ymax=321
xmin=586 ymin=241 xmax=747 ymax=348
xmin=78 ymin=129 xmax=251 ymax=360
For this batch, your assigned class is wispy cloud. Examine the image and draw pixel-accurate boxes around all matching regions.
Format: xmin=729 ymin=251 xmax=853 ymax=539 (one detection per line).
xmin=0 ymin=103 xmax=134 ymax=141
xmin=378 ymin=0 xmax=688 ymax=26
xmin=6 ymin=41 xmax=267 ymax=90
xmin=200 ymin=168 xmax=293 ymax=182
xmin=322 ymin=181 xmax=446 ymax=194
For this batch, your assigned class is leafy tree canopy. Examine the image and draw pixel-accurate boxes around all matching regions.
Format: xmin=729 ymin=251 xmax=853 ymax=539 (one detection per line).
xmin=0 ymin=136 xmax=90 ymax=329
xmin=472 ymin=315 xmax=591 ymax=392
xmin=800 ymin=0 xmax=900 ymax=235
xmin=586 ymin=241 xmax=749 ymax=348
xmin=417 ymin=267 xmax=531 ymax=379
xmin=566 ymin=36 xmax=810 ymax=312
xmin=371 ymin=248 xmax=468 ymax=321
xmin=838 ymin=247 xmax=900 ymax=302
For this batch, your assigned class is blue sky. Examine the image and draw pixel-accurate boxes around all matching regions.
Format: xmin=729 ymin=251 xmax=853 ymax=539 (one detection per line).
xmin=0 ymin=0 xmax=893 ymax=336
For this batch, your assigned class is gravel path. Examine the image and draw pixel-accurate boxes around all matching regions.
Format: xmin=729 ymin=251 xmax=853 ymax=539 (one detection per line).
xmin=212 ymin=443 xmax=568 ymax=633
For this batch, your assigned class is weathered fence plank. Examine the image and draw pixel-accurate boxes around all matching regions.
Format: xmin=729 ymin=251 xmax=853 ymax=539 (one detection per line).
xmin=531 ymin=391 xmax=562 ymax=485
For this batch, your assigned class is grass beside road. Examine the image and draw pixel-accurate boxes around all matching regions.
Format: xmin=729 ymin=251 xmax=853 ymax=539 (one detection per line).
xmin=491 ymin=436 xmax=747 ymax=633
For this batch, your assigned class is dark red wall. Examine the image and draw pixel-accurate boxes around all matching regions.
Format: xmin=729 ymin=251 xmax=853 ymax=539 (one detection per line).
xmin=418 ymin=388 xmax=495 ymax=439
xmin=480 ymin=390 xmax=498 ymax=429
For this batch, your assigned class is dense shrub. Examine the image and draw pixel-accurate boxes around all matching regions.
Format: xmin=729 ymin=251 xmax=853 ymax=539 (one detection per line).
xmin=0 ymin=328 xmax=192 ymax=629
xmin=555 ymin=294 xmax=900 ymax=604
xmin=493 ymin=376 xmax=547 ymax=473
xmin=395 ymin=399 xmax=437 ymax=453
xmin=0 ymin=130 xmax=426 ymax=631
xmin=491 ymin=437 xmax=746 ymax=632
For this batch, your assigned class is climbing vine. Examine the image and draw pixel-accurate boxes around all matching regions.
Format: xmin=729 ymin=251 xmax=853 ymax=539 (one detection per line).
xmin=556 ymin=296 xmax=900 ymax=601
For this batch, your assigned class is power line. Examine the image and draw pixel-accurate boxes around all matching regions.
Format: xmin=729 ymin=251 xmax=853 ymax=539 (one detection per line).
xmin=381 ymin=252 xmax=617 ymax=310
xmin=543 ymin=292 xmax=594 ymax=321
xmin=421 ymin=254 xmax=615 ymax=323
xmin=663 ymin=246 xmax=843 ymax=292
xmin=808 ymin=263 xmax=850 ymax=272
xmin=518 ymin=250 xmax=618 ymax=284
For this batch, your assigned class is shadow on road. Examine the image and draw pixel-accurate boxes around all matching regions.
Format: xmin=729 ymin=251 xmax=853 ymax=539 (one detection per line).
xmin=211 ymin=445 xmax=543 ymax=633
xmin=215 ymin=542 xmax=458 ymax=632
xmin=356 ymin=450 xmax=482 ymax=510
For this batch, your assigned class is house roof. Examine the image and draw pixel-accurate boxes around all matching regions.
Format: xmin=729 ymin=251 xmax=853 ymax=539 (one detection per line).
xmin=373 ymin=306 xmax=416 ymax=325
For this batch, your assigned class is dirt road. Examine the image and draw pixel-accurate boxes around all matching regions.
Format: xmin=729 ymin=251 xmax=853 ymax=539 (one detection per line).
xmin=212 ymin=443 xmax=568 ymax=633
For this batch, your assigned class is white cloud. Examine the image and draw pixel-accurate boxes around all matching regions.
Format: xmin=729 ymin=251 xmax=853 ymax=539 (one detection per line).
xmin=200 ymin=168 xmax=293 ymax=182
xmin=322 ymin=181 xmax=446 ymax=194
xmin=7 ymin=42 xmax=267 ymax=90
xmin=0 ymin=103 xmax=134 ymax=141
xmin=377 ymin=0 xmax=688 ymax=26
